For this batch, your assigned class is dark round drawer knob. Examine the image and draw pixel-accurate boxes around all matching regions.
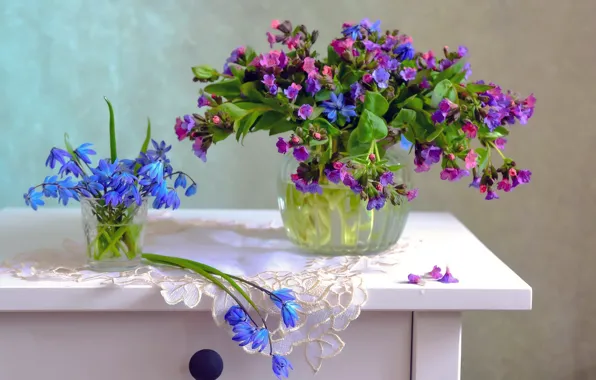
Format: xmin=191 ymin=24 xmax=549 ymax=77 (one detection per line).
xmin=189 ymin=349 xmax=224 ymax=380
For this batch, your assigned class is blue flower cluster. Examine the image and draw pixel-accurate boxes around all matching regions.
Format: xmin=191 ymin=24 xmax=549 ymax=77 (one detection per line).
xmin=223 ymin=288 xmax=300 ymax=379
xmin=24 ymin=140 xmax=197 ymax=210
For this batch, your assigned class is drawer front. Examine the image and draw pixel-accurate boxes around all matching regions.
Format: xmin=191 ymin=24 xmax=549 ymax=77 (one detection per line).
xmin=0 ymin=311 xmax=411 ymax=380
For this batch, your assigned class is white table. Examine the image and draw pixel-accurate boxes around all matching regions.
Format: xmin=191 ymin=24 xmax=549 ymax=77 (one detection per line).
xmin=0 ymin=209 xmax=532 ymax=380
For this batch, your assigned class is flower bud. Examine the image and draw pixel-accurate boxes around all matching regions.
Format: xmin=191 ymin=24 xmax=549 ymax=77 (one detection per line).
xmin=479 ymin=185 xmax=488 ymax=193
xmin=313 ymin=132 xmax=322 ymax=140
xmin=212 ymin=115 xmax=221 ymax=124
xmin=368 ymin=153 xmax=376 ymax=162
xmin=447 ymin=153 xmax=455 ymax=161
xmin=509 ymin=168 xmax=517 ymax=177
xmin=376 ymin=183 xmax=383 ymax=192
xmin=311 ymin=30 xmax=319 ymax=44
xmin=278 ymin=21 xmax=292 ymax=34
xmin=291 ymin=135 xmax=301 ymax=145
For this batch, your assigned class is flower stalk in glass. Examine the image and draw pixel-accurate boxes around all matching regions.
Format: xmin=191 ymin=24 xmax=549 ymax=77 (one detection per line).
xmin=24 ymin=98 xmax=198 ymax=270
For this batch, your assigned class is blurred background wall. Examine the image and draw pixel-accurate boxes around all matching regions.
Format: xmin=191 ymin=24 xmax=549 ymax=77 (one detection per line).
xmin=1 ymin=0 xmax=595 ymax=378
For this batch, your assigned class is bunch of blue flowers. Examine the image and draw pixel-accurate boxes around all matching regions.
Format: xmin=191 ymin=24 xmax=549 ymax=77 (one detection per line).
xmin=143 ymin=254 xmax=300 ymax=379
xmin=24 ymin=98 xmax=197 ymax=264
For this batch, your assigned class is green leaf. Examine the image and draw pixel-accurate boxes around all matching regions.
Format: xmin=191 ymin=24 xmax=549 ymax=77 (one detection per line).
xmin=475 ymin=147 xmax=489 ymax=171
xmin=363 ymin=91 xmax=389 ymax=116
xmin=450 ymin=71 xmax=467 ymax=85
xmin=63 ymin=132 xmax=83 ymax=168
xmin=235 ymin=111 xmax=261 ymax=143
xmin=227 ymin=63 xmax=245 ymax=81
xmin=347 ymin=132 xmax=372 ymax=156
xmin=398 ymin=95 xmax=424 ymax=111
xmin=140 ymin=118 xmax=152 ymax=154
xmin=244 ymin=46 xmax=257 ymax=63
xmin=310 ymin=107 xmax=324 ymax=120
xmin=435 ymin=59 xmax=466 ymax=83
xmin=466 ymin=83 xmax=494 ymax=93
xmin=309 ymin=138 xmax=329 ymax=147
xmin=192 ymin=65 xmax=219 ymax=80
xmin=104 ymin=97 xmax=117 ymax=161
xmin=217 ymin=103 xmax=248 ymax=121
xmin=390 ymin=108 xmax=416 ymax=127
xmin=430 ymin=79 xmax=454 ymax=108
xmin=205 ymin=79 xmax=241 ymax=99
xmin=359 ymin=109 xmax=388 ymax=140
xmin=327 ymin=45 xmax=340 ymax=65
xmin=234 ymin=102 xmax=273 ymax=112
xmin=426 ymin=126 xmax=444 ymax=142
xmin=239 ymin=82 xmax=284 ymax=111
xmin=253 ymin=112 xmax=284 ymax=132
xmin=387 ymin=164 xmax=404 ymax=172
xmin=211 ymin=128 xmax=232 ymax=143
xmin=269 ymin=119 xmax=296 ymax=135
xmin=312 ymin=118 xmax=340 ymax=136
xmin=315 ymin=90 xmax=332 ymax=102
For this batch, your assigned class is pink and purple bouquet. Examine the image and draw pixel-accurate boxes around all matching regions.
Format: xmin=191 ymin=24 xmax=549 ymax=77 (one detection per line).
xmin=176 ymin=19 xmax=535 ymax=210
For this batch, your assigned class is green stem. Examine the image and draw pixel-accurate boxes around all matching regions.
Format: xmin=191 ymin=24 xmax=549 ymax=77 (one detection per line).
xmin=487 ymin=141 xmax=506 ymax=160
xmin=143 ymin=253 xmax=274 ymax=354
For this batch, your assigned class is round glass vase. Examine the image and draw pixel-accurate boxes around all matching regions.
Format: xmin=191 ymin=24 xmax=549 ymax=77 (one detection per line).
xmin=80 ymin=198 xmax=149 ymax=271
xmin=278 ymin=146 xmax=412 ymax=256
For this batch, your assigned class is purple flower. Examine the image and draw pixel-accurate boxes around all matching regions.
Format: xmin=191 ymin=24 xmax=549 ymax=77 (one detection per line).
xmin=266 ymin=32 xmax=276 ymax=48
xmin=372 ymin=68 xmax=390 ymax=89
xmin=420 ymin=77 xmax=431 ymax=89
xmin=379 ymin=171 xmax=394 ymax=186
xmin=485 ymin=190 xmax=499 ymax=200
xmin=426 ymin=265 xmax=443 ymax=280
xmin=484 ymin=107 xmax=505 ymax=131
xmin=406 ymin=188 xmax=418 ymax=201
xmin=464 ymin=62 xmax=472 ymax=81
xmin=494 ymin=137 xmax=507 ymax=150
xmin=305 ymin=77 xmax=322 ymax=96
xmin=363 ymin=39 xmax=381 ymax=52
xmin=259 ymin=50 xmax=287 ymax=69
xmin=306 ymin=181 xmax=323 ymax=194
xmin=276 ymin=138 xmax=289 ymax=154
xmin=293 ymin=146 xmax=309 ymax=162
xmin=469 ymin=176 xmax=481 ymax=188
xmin=421 ymin=145 xmax=442 ymax=165
xmin=517 ymin=169 xmax=532 ymax=184
xmin=325 ymin=163 xmax=346 ymax=184
xmin=284 ymin=83 xmax=302 ymax=101
xmin=322 ymin=93 xmax=357 ymax=123
xmin=438 ymin=267 xmax=459 ymax=284
xmin=361 ymin=18 xmax=381 ymax=33
xmin=262 ymin=74 xmax=276 ymax=88
xmin=394 ymin=42 xmax=415 ymax=61
xmin=192 ymin=137 xmax=207 ymax=162
xmin=367 ymin=195 xmax=386 ymax=211
xmin=269 ymin=85 xmax=278 ymax=95
xmin=381 ymin=35 xmax=398 ymax=51
xmin=431 ymin=110 xmax=445 ymax=124
xmin=297 ymin=104 xmax=313 ymax=120
xmin=440 ymin=168 xmax=470 ymax=182
xmin=400 ymin=67 xmax=417 ymax=81
xmin=439 ymin=59 xmax=453 ymax=71
xmin=363 ymin=73 xmax=373 ymax=84
xmin=197 ymin=94 xmax=211 ymax=108
xmin=458 ymin=45 xmax=468 ymax=57
xmin=378 ymin=54 xmax=399 ymax=71
xmin=350 ymin=82 xmax=364 ymax=101
xmin=343 ymin=173 xmax=363 ymax=194
xmin=408 ymin=274 xmax=423 ymax=285
xmin=414 ymin=159 xmax=431 ymax=173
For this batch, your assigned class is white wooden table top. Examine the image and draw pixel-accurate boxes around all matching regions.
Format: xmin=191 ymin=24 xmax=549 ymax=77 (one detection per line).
xmin=0 ymin=208 xmax=531 ymax=312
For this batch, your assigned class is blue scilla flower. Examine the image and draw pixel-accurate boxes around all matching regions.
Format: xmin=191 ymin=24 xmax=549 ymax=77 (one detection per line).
xmin=45 ymin=147 xmax=71 ymax=169
xmin=185 ymin=183 xmax=197 ymax=197
xmin=41 ymin=176 xmax=59 ymax=197
xmin=270 ymin=289 xmax=296 ymax=309
xmin=225 ymin=305 xmax=247 ymax=326
xmin=232 ymin=322 xmax=256 ymax=347
xmin=280 ymin=301 xmax=300 ymax=329
xmin=74 ymin=143 xmax=96 ymax=164
xmin=272 ymin=355 xmax=293 ymax=379
xmin=58 ymin=160 xmax=84 ymax=178
xmin=174 ymin=173 xmax=187 ymax=189
xmin=147 ymin=140 xmax=172 ymax=162
xmin=342 ymin=24 xmax=362 ymax=40
xmin=23 ymin=188 xmax=44 ymax=210
xmin=251 ymin=328 xmax=269 ymax=352
xmin=138 ymin=161 xmax=164 ymax=184
xmin=104 ymin=190 xmax=122 ymax=207
xmin=92 ymin=159 xmax=119 ymax=183
xmin=164 ymin=189 xmax=181 ymax=209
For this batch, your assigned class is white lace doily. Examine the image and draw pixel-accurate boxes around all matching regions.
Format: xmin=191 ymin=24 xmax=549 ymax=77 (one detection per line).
xmin=1 ymin=213 xmax=416 ymax=372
